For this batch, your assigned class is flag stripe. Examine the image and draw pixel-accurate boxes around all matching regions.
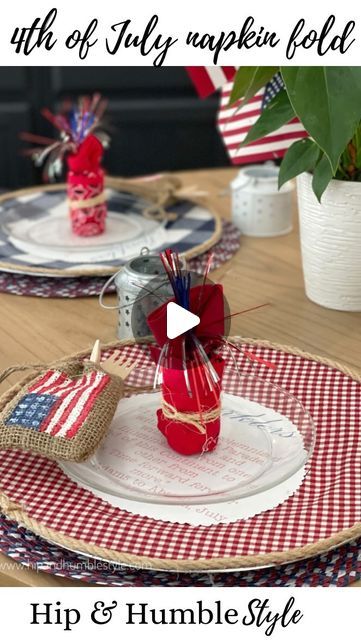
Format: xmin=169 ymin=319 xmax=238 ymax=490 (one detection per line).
xmin=225 ymin=129 xmax=307 ymax=150
xmin=26 ymin=369 xmax=110 ymax=439
xmin=186 ymin=67 xmax=216 ymax=98
xmin=29 ymin=370 xmax=63 ymax=394
xmin=230 ymin=149 xmax=292 ymax=164
xmin=186 ymin=66 xmax=308 ymax=166
xmin=218 ymin=109 xmax=263 ymax=127
xmin=229 ymin=140 xmax=305 ymax=164
xmin=65 ymin=374 xmax=110 ymax=440
xmin=206 ymin=66 xmax=229 ymax=90
xmin=39 ymin=372 xmax=93 ymax=434
xmin=51 ymin=372 xmax=98 ymax=438
xmin=47 ymin=371 xmax=101 ymax=437
xmin=186 ymin=66 xmax=238 ymax=97
xmin=219 ymin=92 xmax=262 ymax=109
xmin=36 ymin=372 xmax=92 ymax=403
xmin=217 ymin=80 xmax=307 ymax=166
xmin=40 ymin=373 xmax=84 ymax=398
xmin=228 ymin=134 xmax=307 ymax=157
xmin=220 ymin=121 xmax=302 ymax=142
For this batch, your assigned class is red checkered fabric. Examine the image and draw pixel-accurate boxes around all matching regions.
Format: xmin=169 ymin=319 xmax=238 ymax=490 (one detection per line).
xmin=0 ymin=342 xmax=360 ymax=560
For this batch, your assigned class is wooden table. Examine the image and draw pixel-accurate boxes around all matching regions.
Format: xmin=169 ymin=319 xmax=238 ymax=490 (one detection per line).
xmin=0 ymin=167 xmax=360 ymax=587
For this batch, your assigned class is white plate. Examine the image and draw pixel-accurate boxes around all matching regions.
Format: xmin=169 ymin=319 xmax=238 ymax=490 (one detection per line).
xmin=2 ymin=209 xmax=166 ymax=263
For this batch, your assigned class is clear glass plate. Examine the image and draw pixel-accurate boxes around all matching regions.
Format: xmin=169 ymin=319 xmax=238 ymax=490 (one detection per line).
xmin=61 ymin=371 xmax=315 ymax=506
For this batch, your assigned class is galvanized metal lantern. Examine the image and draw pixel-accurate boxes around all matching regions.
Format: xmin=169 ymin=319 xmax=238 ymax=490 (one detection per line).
xmin=99 ymin=248 xmax=177 ymax=340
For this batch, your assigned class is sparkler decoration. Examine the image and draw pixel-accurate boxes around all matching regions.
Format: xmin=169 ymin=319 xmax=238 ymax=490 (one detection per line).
xmin=21 ymin=94 xmax=110 ymax=237
xmin=146 ymin=249 xmax=270 ymax=456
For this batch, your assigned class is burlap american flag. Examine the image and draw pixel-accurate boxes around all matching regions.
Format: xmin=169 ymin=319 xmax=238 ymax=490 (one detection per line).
xmin=6 ymin=369 xmax=110 ymax=438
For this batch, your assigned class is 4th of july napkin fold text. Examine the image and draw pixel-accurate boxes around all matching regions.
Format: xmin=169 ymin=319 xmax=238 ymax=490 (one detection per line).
xmin=10 ymin=8 xmax=356 ymax=65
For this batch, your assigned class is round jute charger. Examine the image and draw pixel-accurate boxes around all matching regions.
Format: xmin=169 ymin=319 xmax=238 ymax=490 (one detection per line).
xmin=0 ymin=337 xmax=360 ymax=573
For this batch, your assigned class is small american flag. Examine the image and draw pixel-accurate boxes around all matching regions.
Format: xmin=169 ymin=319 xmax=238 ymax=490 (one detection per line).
xmin=218 ymin=74 xmax=307 ymax=164
xmin=186 ymin=66 xmax=238 ymax=98
xmin=261 ymin=72 xmax=285 ymax=108
xmin=187 ymin=67 xmax=307 ymax=165
xmin=6 ymin=369 xmax=110 ymax=439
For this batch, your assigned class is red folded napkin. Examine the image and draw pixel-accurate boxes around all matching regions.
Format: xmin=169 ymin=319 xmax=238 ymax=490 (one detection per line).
xmin=67 ymin=135 xmax=104 ymax=173
xmin=157 ymin=356 xmax=224 ymax=455
xmin=66 ymin=135 xmax=107 ymax=237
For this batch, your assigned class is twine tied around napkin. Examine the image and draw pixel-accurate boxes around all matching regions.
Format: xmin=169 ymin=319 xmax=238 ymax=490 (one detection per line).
xmin=67 ymin=191 xmax=107 ymax=210
xmin=162 ymin=399 xmax=221 ymax=434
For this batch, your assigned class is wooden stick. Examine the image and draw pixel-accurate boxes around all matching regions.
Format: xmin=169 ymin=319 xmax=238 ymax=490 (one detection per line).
xmin=90 ymin=339 xmax=101 ymax=364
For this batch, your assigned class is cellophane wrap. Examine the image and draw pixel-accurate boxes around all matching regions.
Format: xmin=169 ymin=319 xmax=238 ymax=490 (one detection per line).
xmin=148 ymin=283 xmax=225 ymax=455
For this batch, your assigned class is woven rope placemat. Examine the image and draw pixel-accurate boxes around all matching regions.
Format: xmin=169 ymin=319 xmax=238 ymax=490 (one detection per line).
xmin=0 ymin=337 xmax=360 ymax=572
xmin=1 ymin=513 xmax=360 ymax=586
xmin=0 ymin=221 xmax=241 ymax=298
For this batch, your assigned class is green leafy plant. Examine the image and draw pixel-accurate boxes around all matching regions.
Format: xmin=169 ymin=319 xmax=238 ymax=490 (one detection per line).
xmin=230 ymin=67 xmax=361 ymax=201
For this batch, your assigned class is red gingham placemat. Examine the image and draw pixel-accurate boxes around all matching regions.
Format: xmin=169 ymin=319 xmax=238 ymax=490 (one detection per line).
xmin=0 ymin=341 xmax=360 ymax=569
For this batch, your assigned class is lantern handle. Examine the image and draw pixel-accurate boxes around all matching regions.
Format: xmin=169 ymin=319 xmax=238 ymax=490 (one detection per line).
xmin=98 ymin=271 xmax=123 ymax=310
xmin=99 ymin=248 xmax=151 ymax=310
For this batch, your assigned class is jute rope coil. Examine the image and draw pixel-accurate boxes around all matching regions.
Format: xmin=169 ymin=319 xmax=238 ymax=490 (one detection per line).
xmin=0 ymin=176 xmax=222 ymax=277
xmin=107 ymin=175 xmax=208 ymax=222
xmin=0 ymin=336 xmax=360 ymax=572
xmin=0 ymin=364 xmax=45 ymax=386
xmin=67 ymin=192 xmax=106 ymax=210
xmin=162 ymin=399 xmax=220 ymax=434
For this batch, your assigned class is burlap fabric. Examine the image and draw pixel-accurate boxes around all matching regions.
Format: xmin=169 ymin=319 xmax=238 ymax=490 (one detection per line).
xmin=0 ymin=360 xmax=123 ymax=463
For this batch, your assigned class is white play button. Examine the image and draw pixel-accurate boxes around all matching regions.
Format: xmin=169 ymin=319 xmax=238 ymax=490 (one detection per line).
xmin=166 ymin=302 xmax=200 ymax=340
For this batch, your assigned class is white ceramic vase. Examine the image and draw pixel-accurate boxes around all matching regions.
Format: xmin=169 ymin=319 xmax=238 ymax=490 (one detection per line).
xmin=297 ymin=172 xmax=361 ymax=311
